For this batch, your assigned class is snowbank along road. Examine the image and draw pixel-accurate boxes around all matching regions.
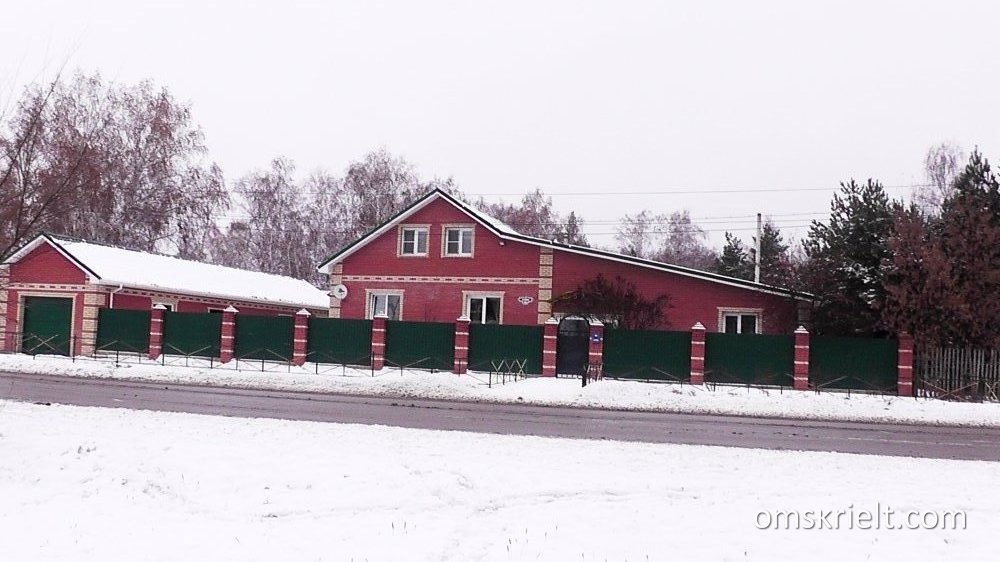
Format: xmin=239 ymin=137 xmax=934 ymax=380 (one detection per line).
xmin=2 ymin=371 xmax=999 ymax=461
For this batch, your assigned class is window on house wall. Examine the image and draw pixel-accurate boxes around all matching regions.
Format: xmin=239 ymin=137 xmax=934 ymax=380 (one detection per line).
xmin=444 ymin=227 xmax=474 ymax=256
xmin=467 ymin=296 xmax=501 ymax=324
xmin=723 ymin=313 xmax=758 ymax=334
xmin=368 ymin=292 xmax=402 ymax=320
xmin=155 ymin=303 xmax=174 ymax=312
xmin=399 ymin=227 xmax=429 ymax=256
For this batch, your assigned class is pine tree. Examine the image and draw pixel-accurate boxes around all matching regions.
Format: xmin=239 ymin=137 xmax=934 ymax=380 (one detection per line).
xmin=936 ymin=150 xmax=1000 ymax=346
xmin=803 ymin=179 xmax=895 ymax=335
xmin=557 ymin=211 xmax=589 ymax=247
xmin=715 ymin=222 xmax=795 ymax=286
xmin=716 ymin=232 xmax=753 ymax=280
xmin=758 ymin=220 xmax=797 ymax=287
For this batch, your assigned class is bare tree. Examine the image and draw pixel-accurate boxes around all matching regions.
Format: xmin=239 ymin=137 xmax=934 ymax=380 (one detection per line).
xmin=212 ymin=158 xmax=316 ymax=280
xmin=914 ymin=142 xmax=964 ymax=215
xmin=476 ymin=187 xmax=589 ymax=246
xmin=338 ymin=148 xmax=424 ymax=240
xmin=614 ymin=209 xmax=716 ymax=270
xmin=615 ymin=210 xmax=665 ymax=258
xmin=659 ymin=210 xmax=717 ymax=270
xmin=0 ymin=72 xmax=227 ymax=259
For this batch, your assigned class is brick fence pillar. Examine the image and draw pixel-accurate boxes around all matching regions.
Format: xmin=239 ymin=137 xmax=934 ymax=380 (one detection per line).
xmin=690 ymin=322 xmax=706 ymax=385
xmin=454 ymin=316 xmax=471 ymax=374
xmin=220 ymin=305 xmax=238 ymax=364
xmin=293 ymin=308 xmax=310 ymax=366
xmin=148 ymin=304 xmax=166 ymax=360
xmin=793 ymin=325 xmax=810 ymax=390
xmin=542 ymin=316 xmax=559 ymax=377
xmin=898 ymin=331 xmax=914 ymax=397
xmin=371 ymin=314 xmax=387 ymax=370
xmin=588 ymin=319 xmax=604 ymax=379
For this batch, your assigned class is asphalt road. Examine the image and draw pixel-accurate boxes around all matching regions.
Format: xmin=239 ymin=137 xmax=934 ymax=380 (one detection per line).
xmin=1 ymin=371 xmax=998 ymax=461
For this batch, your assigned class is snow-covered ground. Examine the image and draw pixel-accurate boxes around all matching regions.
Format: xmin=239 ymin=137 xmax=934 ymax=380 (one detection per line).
xmin=0 ymin=400 xmax=996 ymax=561
xmin=1 ymin=353 xmax=999 ymax=427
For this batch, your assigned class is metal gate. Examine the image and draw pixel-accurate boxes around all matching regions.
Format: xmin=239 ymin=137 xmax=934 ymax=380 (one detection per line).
xmin=21 ymin=296 xmax=73 ymax=355
xmin=556 ymin=317 xmax=590 ymax=375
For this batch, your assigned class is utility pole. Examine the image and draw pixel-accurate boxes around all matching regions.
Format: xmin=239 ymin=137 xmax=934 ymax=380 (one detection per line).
xmin=754 ymin=212 xmax=762 ymax=284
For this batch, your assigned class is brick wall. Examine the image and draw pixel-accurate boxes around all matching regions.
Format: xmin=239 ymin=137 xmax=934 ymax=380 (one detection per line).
xmin=551 ymin=250 xmax=800 ymax=334
xmin=9 ymin=245 xmax=87 ymax=284
xmin=333 ymin=197 xmax=802 ymax=331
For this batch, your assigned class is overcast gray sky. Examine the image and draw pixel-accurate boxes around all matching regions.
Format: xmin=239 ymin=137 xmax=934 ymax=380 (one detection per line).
xmin=3 ymin=0 xmax=999 ymax=248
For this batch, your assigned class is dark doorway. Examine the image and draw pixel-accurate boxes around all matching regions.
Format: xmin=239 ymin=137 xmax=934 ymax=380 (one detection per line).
xmin=556 ymin=317 xmax=590 ymax=375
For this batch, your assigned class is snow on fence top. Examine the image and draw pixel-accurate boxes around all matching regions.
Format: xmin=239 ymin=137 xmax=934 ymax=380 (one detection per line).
xmin=11 ymin=234 xmax=329 ymax=310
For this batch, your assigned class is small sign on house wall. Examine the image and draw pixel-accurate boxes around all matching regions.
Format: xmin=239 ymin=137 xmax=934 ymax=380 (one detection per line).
xmin=517 ymin=296 xmax=534 ymax=305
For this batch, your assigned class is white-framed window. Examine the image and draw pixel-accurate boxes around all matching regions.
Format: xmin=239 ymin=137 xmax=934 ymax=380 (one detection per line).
xmin=154 ymin=302 xmax=175 ymax=312
xmin=443 ymin=226 xmax=474 ymax=257
xmin=464 ymin=292 xmax=502 ymax=324
xmin=367 ymin=290 xmax=403 ymax=320
xmin=207 ymin=307 xmax=225 ymax=314
xmin=718 ymin=308 xmax=762 ymax=334
xmin=398 ymin=226 xmax=429 ymax=256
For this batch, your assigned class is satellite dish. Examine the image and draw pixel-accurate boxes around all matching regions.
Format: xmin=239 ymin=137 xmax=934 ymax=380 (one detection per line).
xmin=331 ymin=284 xmax=348 ymax=300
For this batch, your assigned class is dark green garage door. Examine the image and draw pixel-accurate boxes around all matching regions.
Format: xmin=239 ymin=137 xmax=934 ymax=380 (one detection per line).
xmin=22 ymin=296 xmax=73 ymax=355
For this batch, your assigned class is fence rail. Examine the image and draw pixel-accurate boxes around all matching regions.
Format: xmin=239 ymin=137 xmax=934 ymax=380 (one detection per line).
xmin=916 ymin=347 xmax=1000 ymax=401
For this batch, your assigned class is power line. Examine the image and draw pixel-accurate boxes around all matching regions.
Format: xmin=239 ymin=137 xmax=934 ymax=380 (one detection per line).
xmin=464 ymin=183 xmax=924 ymax=197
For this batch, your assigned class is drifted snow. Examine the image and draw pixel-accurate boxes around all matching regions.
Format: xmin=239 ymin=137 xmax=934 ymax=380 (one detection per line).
xmin=2 ymin=353 xmax=998 ymax=427
xmin=0 ymin=400 xmax=996 ymax=561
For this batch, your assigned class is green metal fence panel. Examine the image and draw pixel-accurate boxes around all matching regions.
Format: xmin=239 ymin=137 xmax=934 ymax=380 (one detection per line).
xmin=96 ymin=308 xmax=151 ymax=353
xmin=235 ymin=314 xmax=294 ymax=361
xmin=21 ymin=296 xmax=73 ymax=356
xmin=603 ymin=329 xmax=692 ymax=381
xmin=162 ymin=311 xmax=221 ymax=357
xmin=306 ymin=317 xmax=373 ymax=365
xmin=385 ymin=320 xmax=454 ymax=371
xmin=468 ymin=324 xmax=543 ymax=374
xmin=810 ymin=336 xmax=898 ymax=391
xmin=705 ymin=333 xmax=794 ymax=385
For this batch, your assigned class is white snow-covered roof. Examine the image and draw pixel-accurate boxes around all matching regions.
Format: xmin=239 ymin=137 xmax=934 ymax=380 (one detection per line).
xmin=461 ymin=206 xmax=520 ymax=236
xmin=5 ymin=234 xmax=329 ymax=310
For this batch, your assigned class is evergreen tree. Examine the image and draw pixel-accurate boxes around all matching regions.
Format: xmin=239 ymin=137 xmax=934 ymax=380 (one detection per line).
xmin=558 ymin=211 xmax=589 ymax=246
xmin=881 ymin=206 xmax=960 ymax=346
xmin=715 ymin=221 xmax=795 ymax=286
xmin=716 ymin=232 xmax=753 ymax=280
xmin=758 ymin=220 xmax=797 ymax=287
xmin=932 ymin=150 xmax=1000 ymax=345
xmin=803 ymin=179 xmax=895 ymax=335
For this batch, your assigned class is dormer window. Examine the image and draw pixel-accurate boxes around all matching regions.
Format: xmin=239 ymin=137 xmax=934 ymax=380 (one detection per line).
xmin=443 ymin=226 xmax=474 ymax=257
xmin=399 ymin=226 xmax=429 ymax=256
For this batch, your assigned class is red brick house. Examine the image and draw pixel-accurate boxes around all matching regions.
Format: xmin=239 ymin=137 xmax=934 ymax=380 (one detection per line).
xmin=1 ymin=233 xmax=328 ymax=356
xmin=317 ymin=189 xmax=807 ymax=332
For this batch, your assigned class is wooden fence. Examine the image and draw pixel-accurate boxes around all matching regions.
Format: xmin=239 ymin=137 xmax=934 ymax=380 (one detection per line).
xmin=915 ymin=347 xmax=1000 ymax=401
